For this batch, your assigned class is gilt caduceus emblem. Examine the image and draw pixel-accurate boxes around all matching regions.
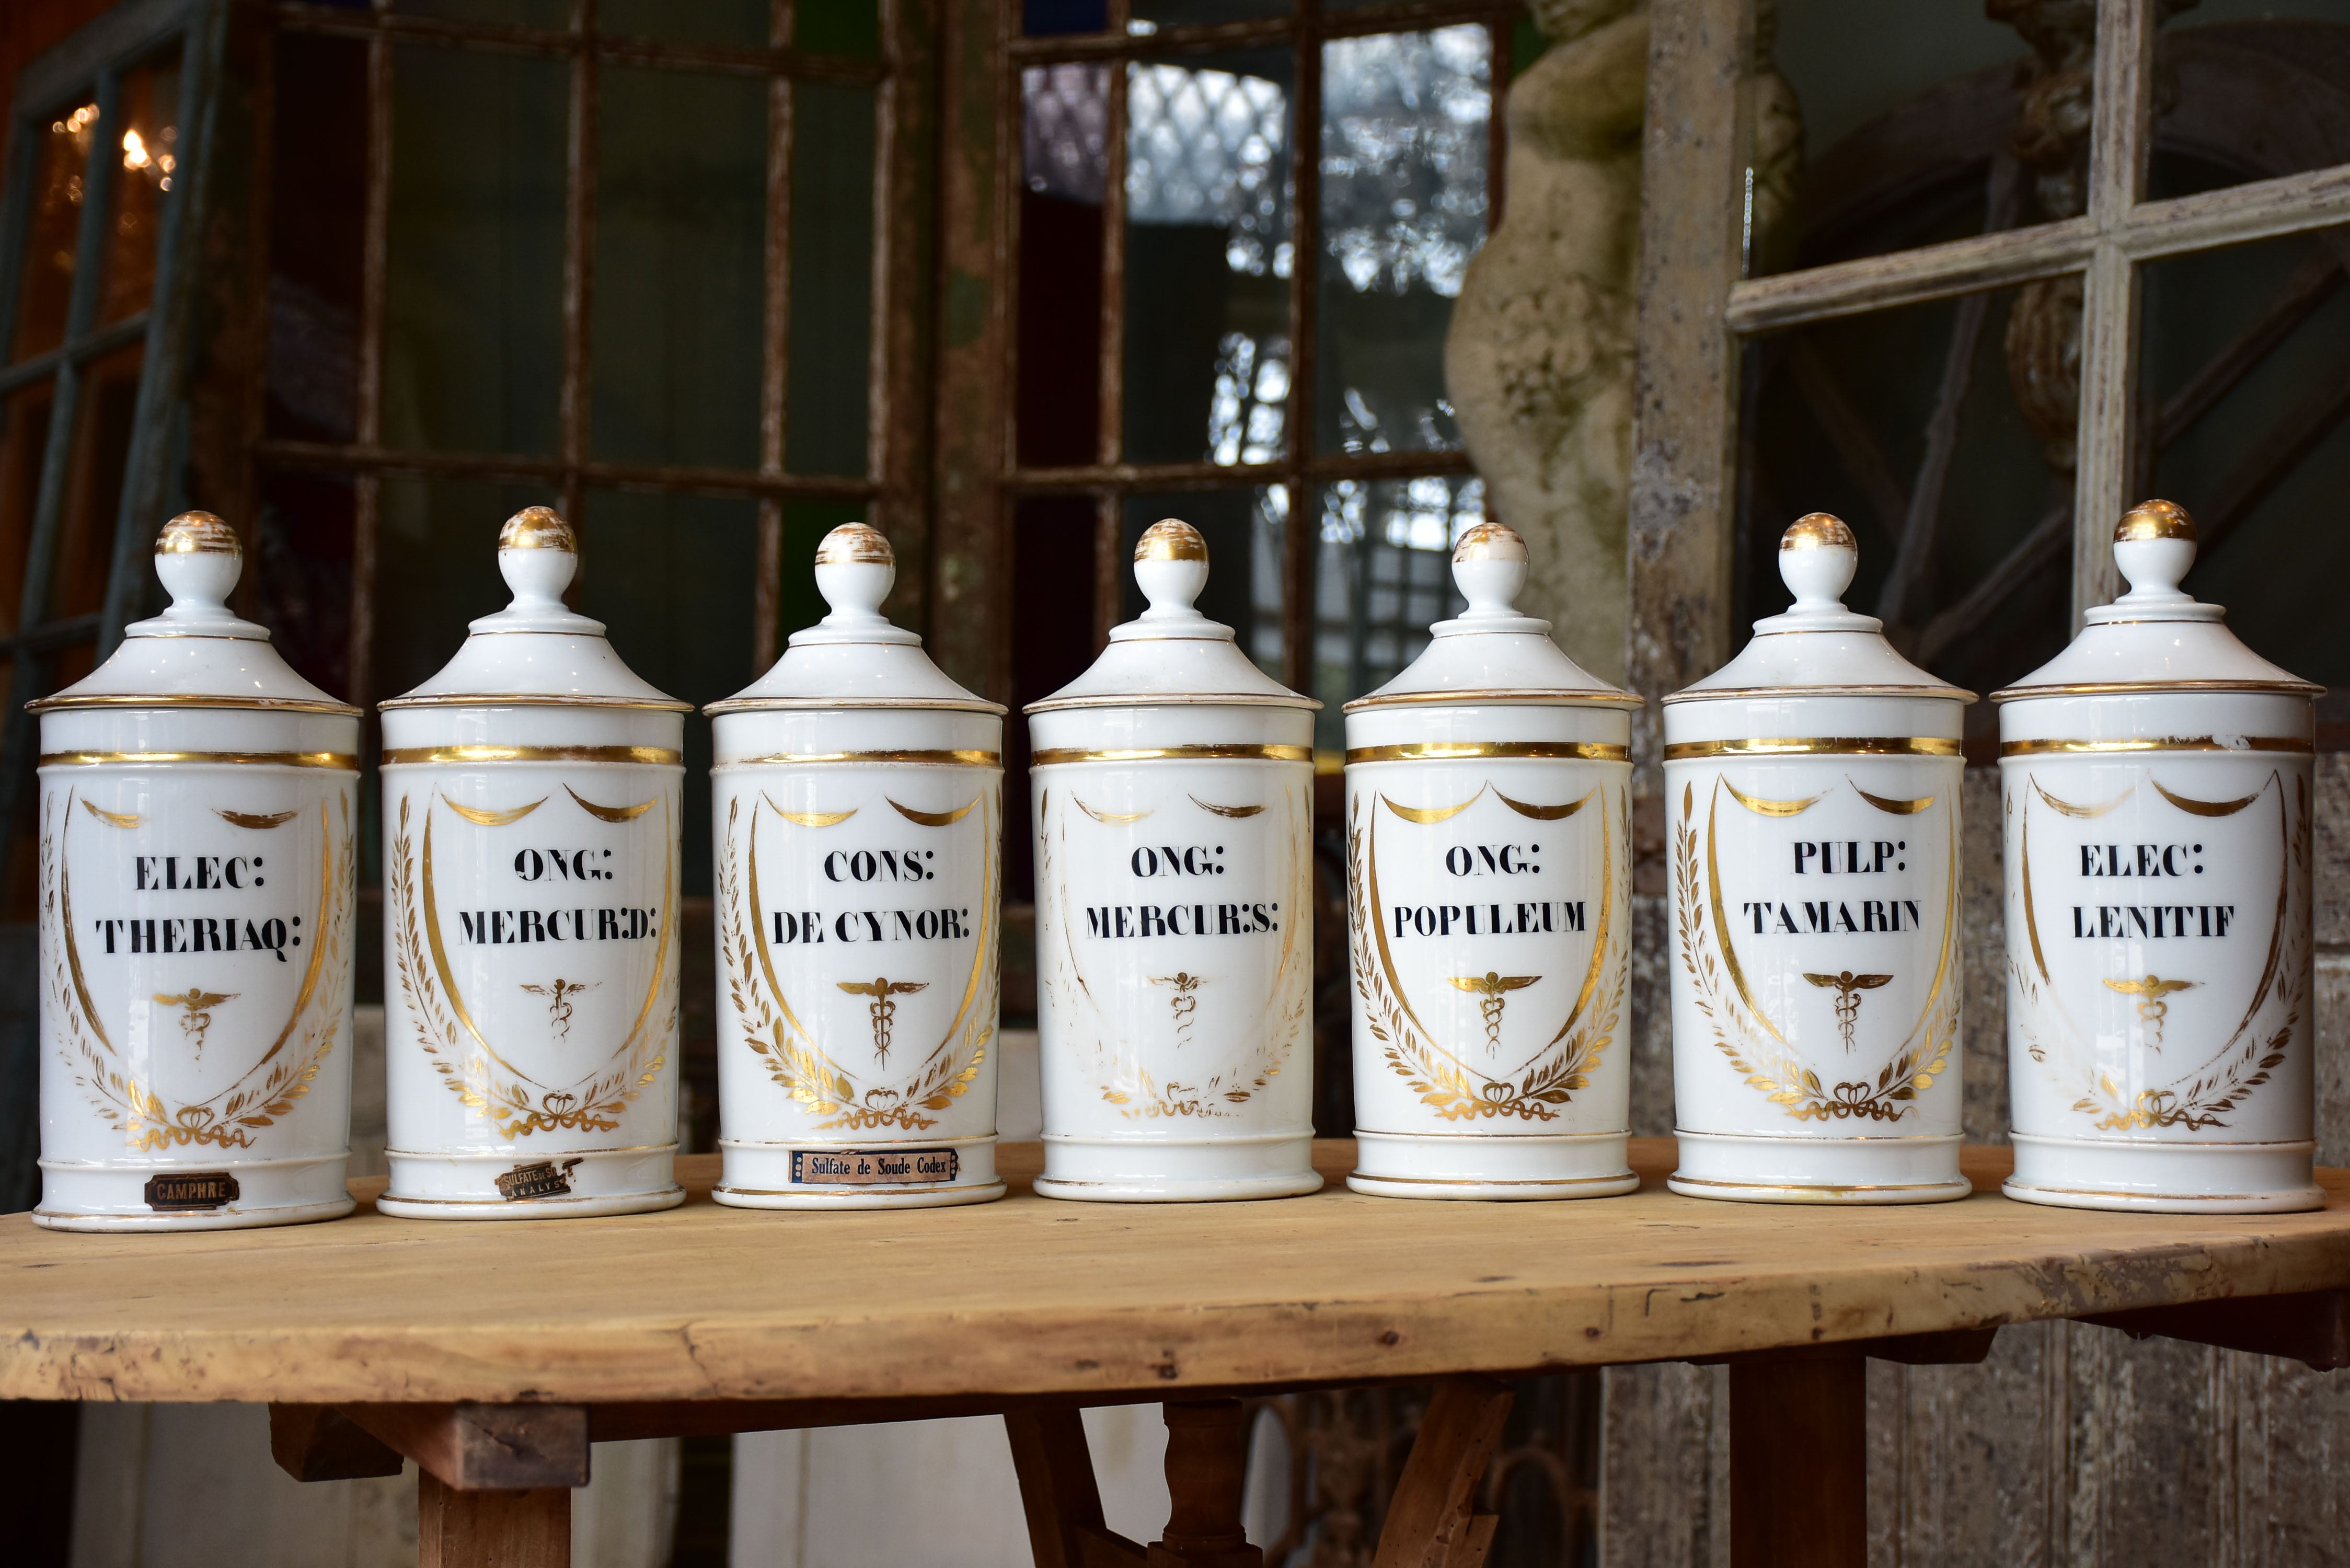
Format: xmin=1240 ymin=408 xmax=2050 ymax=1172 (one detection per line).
xmin=1803 ymin=970 xmax=1893 ymax=1052
xmin=2103 ymin=974 xmax=2197 ymax=1052
xmin=1448 ymin=972 xmax=1539 ymax=1055
xmin=153 ymin=988 xmax=236 ymax=1057
xmin=838 ymin=977 xmax=927 ymax=1065
xmin=521 ymin=978 xmax=598 ymax=1043
xmin=1149 ymin=972 xmax=1204 ymax=1045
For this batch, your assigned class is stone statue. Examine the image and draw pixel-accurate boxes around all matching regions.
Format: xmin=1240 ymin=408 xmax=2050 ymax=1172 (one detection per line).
xmin=1445 ymin=0 xmax=1800 ymax=683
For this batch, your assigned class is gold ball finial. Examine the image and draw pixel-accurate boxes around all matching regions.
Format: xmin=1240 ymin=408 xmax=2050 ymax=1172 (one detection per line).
xmin=155 ymin=511 xmax=239 ymax=557
xmin=1780 ymin=512 xmax=1855 ymax=551
xmin=498 ymin=505 xmax=576 ymax=553
xmin=1452 ymin=519 xmax=1527 ymax=564
xmin=815 ymin=521 xmax=894 ymax=567
xmin=1135 ymin=518 xmax=1207 ymax=564
xmin=2115 ymin=499 xmax=2195 ymax=544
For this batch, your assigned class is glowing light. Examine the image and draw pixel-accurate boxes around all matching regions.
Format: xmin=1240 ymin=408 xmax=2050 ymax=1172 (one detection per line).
xmin=122 ymin=129 xmax=151 ymax=170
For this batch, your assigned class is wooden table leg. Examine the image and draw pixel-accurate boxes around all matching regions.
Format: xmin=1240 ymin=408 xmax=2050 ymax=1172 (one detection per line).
xmin=418 ymin=1471 xmax=572 ymax=1568
xmin=1729 ymin=1353 xmax=1865 ymax=1568
xmin=1151 ymin=1399 xmax=1261 ymax=1568
xmin=1007 ymin=1405 xmax=1146 ymax=1568
xmin=1372 ymin=1375 xmax=1513 ymax=1568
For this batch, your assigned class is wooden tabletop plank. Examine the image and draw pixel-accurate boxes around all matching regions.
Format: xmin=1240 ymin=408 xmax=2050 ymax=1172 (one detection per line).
xmin=3 ymin=1140 xmax=2345 ymax=1406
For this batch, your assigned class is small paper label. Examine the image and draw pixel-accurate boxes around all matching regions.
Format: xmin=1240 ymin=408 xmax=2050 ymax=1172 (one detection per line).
xmin=790 ymin=1148 xmax=960 ymax=1186
xmin=143 ymin=1171 xmax=240 ymax=1211
xmin=494 ymin=1159 xmax=582 ymax=1201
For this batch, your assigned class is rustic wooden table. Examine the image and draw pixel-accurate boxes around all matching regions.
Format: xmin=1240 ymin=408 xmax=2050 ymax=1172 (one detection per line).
xmin=4 ymin=1139 xmax=2345 ymax=1567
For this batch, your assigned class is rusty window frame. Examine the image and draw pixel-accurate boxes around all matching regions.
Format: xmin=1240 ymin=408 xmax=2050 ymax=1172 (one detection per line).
xmin=999 ymin=0 xmax=1526 ymax=688
xmin=247 ymin=0 xmax=921 ymax=710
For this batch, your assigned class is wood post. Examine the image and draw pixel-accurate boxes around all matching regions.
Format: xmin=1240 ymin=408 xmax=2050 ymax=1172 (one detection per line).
xmin=1729 ymin=1354 xmax=1866 ymax=1568
xmin=1372 ymin=1376 xmax=1513 ymax=1568
xmin=1150 ymin=1400 xmax=1261 ymax=1568
xmin=417 ymin=1472 xmax=572 ymax=1568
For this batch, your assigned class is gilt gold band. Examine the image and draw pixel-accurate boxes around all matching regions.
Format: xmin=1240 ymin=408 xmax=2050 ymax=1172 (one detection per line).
xmin=728 ymin=748 xmax=1000 ymax=767
xmin=381 ymin=744 xmax=683 ymax=766
xmin=1344 ymin=741 xmax=1630 ymax=764
xmin=1998 ymin=736 xmax=2312 ymax=757
xmin=41 ymin=749 xmax=359 ymax=769
xmin=1031 ymin=743 xmax=1312 ymax=767
xmin=1664 ymin=736 xmax=1962 ymax=760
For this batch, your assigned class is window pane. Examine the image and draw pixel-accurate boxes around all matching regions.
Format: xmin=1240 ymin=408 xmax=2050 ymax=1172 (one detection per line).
xmin=254 ymin=468 xmax=358 ymax=702
xmin=602 ymin=0 xmax=766 ymax=47
xmin=10 ymin=99 xmax=95 ymax=362
xmin=1133 ymin=0 xmax=1289 ymax=24
xmin=1024 ymin=1 xmax=1105 ymax=36
xmin=797 ymin=1 xmax=881 ymax=59
xmin=2158 ymin=2 xmax=2350 ymax=197
xmin=1123 ymin=48 xmax=1294 ymax=467
xmin=1760 ymin=2 xmax=2030 ymax=278
xmin=593 ymin=67 xmax=765 ymax=470
xmin=383 ymin=46 xmax=566 ymax=456
xmin=1310 ymin=475 xmax=1474 ymax=755
xmin=575 ymin=490 xmax=761 ymax=897
xmin=1738 ymin=282 xmax=2067 ymax=723
xmin=267 ymin=35 xmax=367 ymax=444
xmin=1018 ymin=63 xmax=1107 ymax=467
xmin=1315 ymin=28 xmax=1489 ymax=458
xmin=98 ymin=53 xmax=180 ymax=327
xmin=49 ymin=341 xmax=144 ymax=622
xmin=786 ymin=83 xmax=875 ymax=476
xmin=1119 ymin=487 xmax=1284 ymax=681
xmin=0 ymin=379 xmax=56 ymax=631
xmin=373 ymin=477 xmax=550 ymax=706
xmin=2138 ymin=223 xmax=2350 ymax=684
xmin=396 ymin=0 xmax=567 ymax=28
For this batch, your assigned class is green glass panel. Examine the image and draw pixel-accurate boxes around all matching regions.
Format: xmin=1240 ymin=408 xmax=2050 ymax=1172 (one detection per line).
xmin=602 ymin=0 xmax=767 ymax=47
xmin=785 ymin=83 xmax=874 ymax=477
xmin=798 ymin=1 xmax=880 ymax=59
xmin=396 ymin=0 xmax=568 ymax=29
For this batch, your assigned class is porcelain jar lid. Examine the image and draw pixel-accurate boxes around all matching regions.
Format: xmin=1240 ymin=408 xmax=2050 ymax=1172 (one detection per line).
xmin=1024 ymin=520 xmax=1318 ymax=715
xmin=1664 ymin=513 xmax=1974 ymax=708
xmin=1343 ymin=522 xmax=1637 ymax=712
xmin=378 ymin=507 xmax=688 ymax=712
xmin=707 ymin=523 xmax=1001 ymax=715
xmin=1991 ymin=500 xmax=2321 ymax=704
xmin=30 ymin=511 xmax=358 ymax=716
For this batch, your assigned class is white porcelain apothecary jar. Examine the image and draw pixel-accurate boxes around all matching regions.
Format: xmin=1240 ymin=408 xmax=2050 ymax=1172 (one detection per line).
xmin=1343 ymin=522 xmax=1639 ymax=1199
xmin=1664 ymin=514 xmax=1974 ymax=1203
xmin=377 ymin=507 xmax=687 ymax=1219
xmin=33 ymin=512 xmax=360 ymax=1231
xmin=1995 ymin=501 xmax=2320 ymax=1212
xmin=1027 ymin=519 xmax=1320 ymax=1201
xmin=707 ymin=524 xmax=1005 ymax=1209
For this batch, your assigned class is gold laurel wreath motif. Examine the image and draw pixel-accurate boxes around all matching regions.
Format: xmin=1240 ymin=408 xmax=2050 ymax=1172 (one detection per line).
xmin=1347 ymin=789 xmax=1624 ymax=1122
xmin=389 ymin=791 xmax=676 ymax=1138
xmin=1674 ymin=780 xmax=1953 ymax=1122
xmin=1035 ymin=785 xmax=1309 ymax=1120
xmin=2011 ymin=770 xmax=2306 ymax=1131
xmin=45 ymin=790 xmax=353 ymax=1151
xmin=718 ymin=792 xmax=993 ymax=1132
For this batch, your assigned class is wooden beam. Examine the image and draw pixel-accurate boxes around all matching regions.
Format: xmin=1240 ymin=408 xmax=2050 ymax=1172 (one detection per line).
xmin=418 ymin=1472 xmax=571 ymax=1568
xmin=1625 ymin=0 xmax=1754 ymax=785
xmin=1006 ymin=1406 xmax=1147 ymax=1568
xmin=341 ymin=1403 xmax=590 ymax=1492
xmin=2085 ymin=1288 xmax=2350 ymax=1372
xmin=1371 ymin=1376 xmax=1513 ymax=1568
xmin=1729 ymin=1353 xmax=1865 ymax=1568
xmin=269 ymin=1403 xmax=405 ymax=1482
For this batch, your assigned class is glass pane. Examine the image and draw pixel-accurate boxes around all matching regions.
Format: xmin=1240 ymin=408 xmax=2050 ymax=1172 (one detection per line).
xmin=383 ymin=46 xmax=566 ymax=456
xmin=0 ymin=379 xmax=56 ymax=632
xmin=1315 ymin=27 xmax=1489 ymax=458
xmin=575 ymin=490 xmax=761 ymax=897
xmin=797 ymin=0 xmax=881 ymax=59
xmin=1739 ymin=283 xmax=2068 ymax=720
xmin=255 ymin=468 xmax=358 ymax=701
xmin=1309 ymin=475 xmax=1473 ymax=755
xmin=397 ymin=0 xmax=567 ymax=28
xmin=602 ymin=0 xmax=766 ymax=47
xmin=2138 ymin=223 xmax=2350 ymax=684
xmin=267 ymin=35 xmax=367 ymax=444
xmin=2157 ymin=1 xmax=2350 ymax=197
xmin=10 ymin=99 xmax=96 ymax=362
xmin=1123 ymin=48 xmax=1294 ymax=466
xmin=1761 ymin=2 xmax=2031 ymax=277
xmin=1132 ymin=0 xmax=1289 ymax=24
xmin=593 ymin=67 xmax=765 ymax=470
xmin=98 ymin=53 xmax=181 ymax=327
xmin=786 ymin=83 xmax=876 ymax=476
xmin=1018 ymin=63 xmax=1107 ymax=467
xmin=374 ymin=477 xmax=551 ymax=705
xmin=1006 ymin=495 xmax=1100 ymax=905
xmin=1119 ymin=487 xmax=1284 ymax=679
xmin=1024 ymin=0 xmax=1105 ymax=36
xmin=49 ymin=341 xmax=145 ymax=621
